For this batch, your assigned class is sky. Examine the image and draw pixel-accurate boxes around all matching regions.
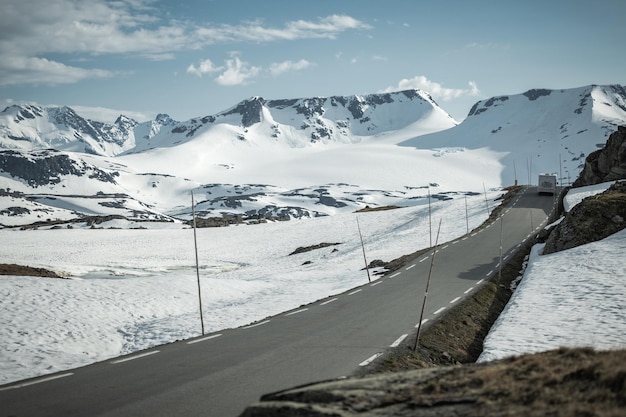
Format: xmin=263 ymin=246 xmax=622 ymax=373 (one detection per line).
xmin=1 ymin=0 xmax=624 ymax=123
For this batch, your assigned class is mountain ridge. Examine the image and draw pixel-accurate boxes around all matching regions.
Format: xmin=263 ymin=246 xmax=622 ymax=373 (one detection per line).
xmin=1 ymin=84 xmax=626 ymax=228
xmin=0 ymin=89 xmax=455 ymax=157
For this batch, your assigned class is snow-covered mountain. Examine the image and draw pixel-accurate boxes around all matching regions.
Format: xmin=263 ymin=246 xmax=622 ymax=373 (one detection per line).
xmin=1 ymin=85 xmax=625 ymax=228
xmin=0 ymin=90 xmax=454 ymax=157
xmin=0 ymin=104 xmax=178 ymax=156
xmin=400 ymin=85 xmax=626 ymax=186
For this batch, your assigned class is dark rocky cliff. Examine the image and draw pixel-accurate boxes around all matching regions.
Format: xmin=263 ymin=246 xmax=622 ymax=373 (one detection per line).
xmin=573 ymin=125 xmax=626 ymax=187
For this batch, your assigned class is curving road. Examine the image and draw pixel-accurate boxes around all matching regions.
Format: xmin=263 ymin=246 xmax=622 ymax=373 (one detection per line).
xmin=0 ymin=187 xmax=558 ymax=417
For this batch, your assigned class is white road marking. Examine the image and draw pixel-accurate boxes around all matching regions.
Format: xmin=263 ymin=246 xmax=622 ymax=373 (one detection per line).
xmin=462 ymin=236 xmax=468 ymax=240
xmin=359 ymin=353 xmax=383 ymax=366
xmin=486 ymin=270 xmax=493 ymax=276
xmin=415 ymin=318 xmax=430 ymax=327
xmin=187 ymin=334 xmax=222 ymax=345
xmin=405 ymin=264 xmax=416 ymax=270
xmin=419 ymin=257 xmax=429 ymax=263
xmin=434 ymin=307 xmax=446 ymax=315
xmin=285 ymin=308 xmax=309 ymax=316
xmin=477 ymin=279 xmax=484 ymax=285
xmin=110 ymin=350 xmax=160 ymax=364
xmin=348 ymin=289 xmax=362 ymax=295
xmin=370 ymin=281 xmax=382 ymax=287
xmin=450 ymin=297 xmax=461 ymax=304
xmin=471 ymin=233 xmax=478 ymax=237
xmin=320 ymin=298 xmax=337 ymax=305
xmin=452 ymin=240 xmax=458 ymax=245
xmin=464 ymin=287 xmax=474 ymax=294
xmin=390 ymin=334 xmax=408 ymax=347
xmin=442 ymin=244 xmax=449 ymax=250
xmin=389 ymin=272 xmax=401 ymax=278
xmin=243 ymin=320 xmax=270 ymax=329
xmin=0 ymin=373 xmax=74 ymax=391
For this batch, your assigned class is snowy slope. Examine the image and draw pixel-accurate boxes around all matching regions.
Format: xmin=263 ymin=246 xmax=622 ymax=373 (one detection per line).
xmin=0 ymin=189 xmax=499 ymax=385
xmin=400 ymin=85 xmax=626 ymax=186
xmin=479 ymin=182 xmax=626 ymax=362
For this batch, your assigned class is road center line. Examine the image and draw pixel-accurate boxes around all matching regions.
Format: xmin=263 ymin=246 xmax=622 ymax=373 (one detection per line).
xmin=390 ymin=334 xmax=408 ymax=347
xmin=110 ymin=350 xmax=160 ymax=364
xmin=433 ymin=307 xmax=446 ymax=315
xmin=243 ymin=320 xmax=270 ymax=329
xmin=359 ymin=352 xmax=383 ymax=366
xmin=187 ymin=334 xmax=222 ymax=345
xmin=285 ymin=308 xmax=308 ymax=316
xmin=348 ymin=289 xmax=362 ymax=295
xmin=0 ymin=373 xmax=74 ymax=391
xmin=405 ymin=264 xmax=416 ymax=270
xmin=320 ymin=298 xmax=337 ymax=305
xmin=450 ymin=297 xmax=461 ymax=304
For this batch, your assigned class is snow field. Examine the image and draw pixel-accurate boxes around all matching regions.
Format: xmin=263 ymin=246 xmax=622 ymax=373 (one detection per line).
xmin=0 ymin=191 xmax=496 ymax=385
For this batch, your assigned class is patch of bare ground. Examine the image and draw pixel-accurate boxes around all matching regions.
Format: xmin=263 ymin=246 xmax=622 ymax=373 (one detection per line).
xmin=355 ymin=205 xmax=404 ymax=213
xmin=0 ymin=263 xmax=64 ymax=278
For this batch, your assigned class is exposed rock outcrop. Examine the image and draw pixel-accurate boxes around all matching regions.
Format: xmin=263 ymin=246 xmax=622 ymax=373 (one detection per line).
xmin=543 ymin=181 xmax=626 ymax=254
xmin=542 ymin=126 xmax=626 ymax=254
xmin=240 ymin=348 xmax=626 ymax=417
xmin=573 ymin=125 xmax=626 ymax=186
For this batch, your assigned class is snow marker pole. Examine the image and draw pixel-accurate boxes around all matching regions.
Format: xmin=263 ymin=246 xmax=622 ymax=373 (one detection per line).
xmin=413 ymin=219 xmax=442 ymax=352
xmin=356 ymin=216 xmax=371 ymax=283
xmin=191 ymin=191 xmax=205 ymax=336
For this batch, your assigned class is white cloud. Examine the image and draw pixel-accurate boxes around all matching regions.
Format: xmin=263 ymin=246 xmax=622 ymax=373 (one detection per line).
xmin=269 ymin=59 xmax=312 ymax=76
xmin=0 ymin=56 xmax=114 ymax=86
xmin=0 ymin=1 xmax=370 ymax=86
xmin=215 ymin=56 xmax=261 ymax=86
xmin=383 ymin=75 xmax=481 ymax=101
xmin=186 ymin=59 xmax=223 ymax=77
xmin=195 ymin=15 xmax=370 ymax=44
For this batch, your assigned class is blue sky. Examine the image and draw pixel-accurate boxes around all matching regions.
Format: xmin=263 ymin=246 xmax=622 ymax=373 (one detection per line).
xmin=1 ymin=0 xmax=624 ymax=122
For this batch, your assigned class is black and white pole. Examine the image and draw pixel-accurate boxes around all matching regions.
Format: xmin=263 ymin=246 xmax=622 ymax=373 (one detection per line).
xmin=191 ymin=191 xmax=205 ymax=336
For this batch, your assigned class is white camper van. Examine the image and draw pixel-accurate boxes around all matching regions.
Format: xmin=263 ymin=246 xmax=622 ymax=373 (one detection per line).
xmin=538 ymin=174 xmax=557 ymax=195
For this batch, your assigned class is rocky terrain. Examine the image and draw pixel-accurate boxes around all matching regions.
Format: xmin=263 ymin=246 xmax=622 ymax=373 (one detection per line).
xmin=241 ymin=348 xmax=625 ymax=417
xmin=574 ymin=125 xmax=626 ymax=187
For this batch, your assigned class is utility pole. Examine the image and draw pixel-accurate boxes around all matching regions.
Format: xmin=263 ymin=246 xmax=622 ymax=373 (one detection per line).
xmin=191 ymin=191 xmax=205 ymax=336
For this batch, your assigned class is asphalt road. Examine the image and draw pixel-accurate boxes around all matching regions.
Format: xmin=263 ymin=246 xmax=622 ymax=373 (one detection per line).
xmin=0 ymin=187 xmax=558 ymax=417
